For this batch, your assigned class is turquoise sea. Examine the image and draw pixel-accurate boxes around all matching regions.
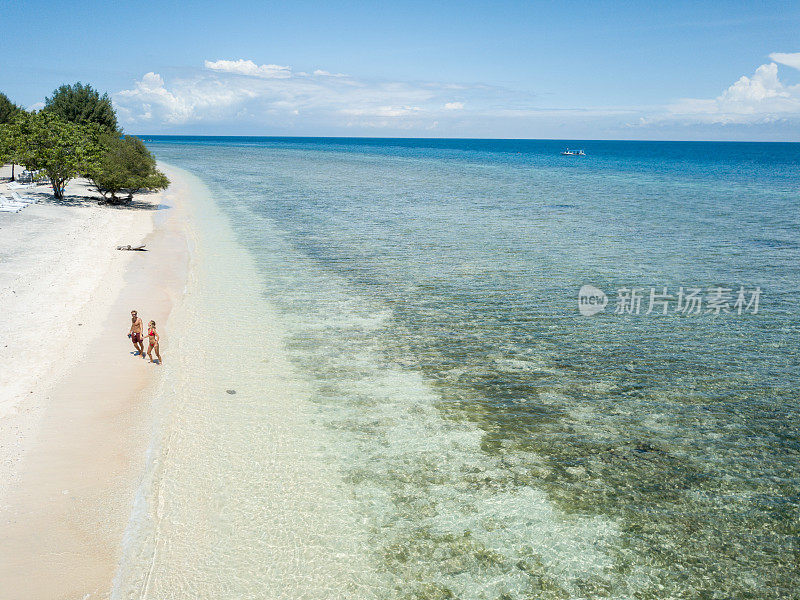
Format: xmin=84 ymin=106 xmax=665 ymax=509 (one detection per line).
xmin=117 ymin=138 xmax=799 ymax=599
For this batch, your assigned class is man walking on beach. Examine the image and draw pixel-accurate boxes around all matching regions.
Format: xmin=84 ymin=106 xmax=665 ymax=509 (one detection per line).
xmin=129 ymin=310 xmax=144 ymax=357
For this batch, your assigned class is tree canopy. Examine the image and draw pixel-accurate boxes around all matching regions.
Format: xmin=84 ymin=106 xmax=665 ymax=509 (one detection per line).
xmin=2 ymin=111 xmax=102 ymax=199
xmin=0 ymin=92 xmax=22 ymax=124
xmin=90 ymin=134 xmax=169 ymax=204
xmin=2 ymin=82 xmax=168 ymax=202
xmin=44 ymin=82 xmax=119 ymax=132
xmin=0 ymin=93 xmax=25 ymax=174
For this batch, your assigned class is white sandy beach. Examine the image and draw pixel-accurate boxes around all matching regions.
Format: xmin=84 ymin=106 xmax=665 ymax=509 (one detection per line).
xmin=0 ymin=164 xmax=191 ymax=599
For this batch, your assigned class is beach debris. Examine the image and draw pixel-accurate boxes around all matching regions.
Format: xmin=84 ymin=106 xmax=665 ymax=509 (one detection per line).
xmin=226 ymin=389 xmax=236 ymax=395
xmin=116 ymin=244 xmax=147 ymax=251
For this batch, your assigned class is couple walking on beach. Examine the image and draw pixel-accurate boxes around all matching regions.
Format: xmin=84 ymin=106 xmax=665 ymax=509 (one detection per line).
xmin=129 ymin=310 xmax=162 ymax=364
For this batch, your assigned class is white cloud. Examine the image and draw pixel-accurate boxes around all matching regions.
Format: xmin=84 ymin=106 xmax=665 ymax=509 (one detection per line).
xmin=204 ymin=59 xmax=292 ymax=79
xmin=116 ymin=72 xmax=191 ymax=124
xmin=112 ymin=54 xmax=800 ymax=138
xmin=113 ymin=60 xmax=473 ymax=129
xmin=313 ymin=69 xmax=348 ymax=78
xmin=769 ymin=52 xmax=800 ymax=71
xmin=115 ymin=70 xmax=260 ymax=125
xmin=649 ymin=60 xmax=800 ymax=125
xmin=341 ymin=105 xmax=422 ymax=117
xmin=720 ymin=63 xmax=788 ymax=103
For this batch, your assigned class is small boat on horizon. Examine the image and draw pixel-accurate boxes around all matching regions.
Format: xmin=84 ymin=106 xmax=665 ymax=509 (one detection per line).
xmin=561 ymin=148 xmax=586 ymax=156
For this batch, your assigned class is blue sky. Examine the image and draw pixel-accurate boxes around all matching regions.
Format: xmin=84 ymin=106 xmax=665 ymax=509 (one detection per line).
xmin=1 ymin=0 xmax=799 ymax=140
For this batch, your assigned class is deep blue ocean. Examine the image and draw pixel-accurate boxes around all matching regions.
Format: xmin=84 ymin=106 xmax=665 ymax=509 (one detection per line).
xmin=140 ymin=137 xmax=799 ymax=599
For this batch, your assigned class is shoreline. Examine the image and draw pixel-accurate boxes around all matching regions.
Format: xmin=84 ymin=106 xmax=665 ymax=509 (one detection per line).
xmin=0 ymin=163 xmax=191 ymax=599
xmin=110 ymin=164 xmax=383 ymax=598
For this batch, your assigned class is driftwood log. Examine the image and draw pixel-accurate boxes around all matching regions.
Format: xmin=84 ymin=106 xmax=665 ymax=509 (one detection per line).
xmin=116 ymin=244 xmax=147 ymax=251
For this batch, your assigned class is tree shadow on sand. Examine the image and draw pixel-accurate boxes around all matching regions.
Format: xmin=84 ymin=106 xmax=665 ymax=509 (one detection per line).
xmin=40 ymin=191 xmax=166 ymax=211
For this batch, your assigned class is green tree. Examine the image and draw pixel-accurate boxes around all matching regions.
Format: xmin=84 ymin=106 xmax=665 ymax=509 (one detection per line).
xmin=0 ymin=111 xmax=27 ymax=177
xmin=0 ymin=131 xmax=9 ymax=171
xmin=0 ymin=93 xmax=24 ymax=178
xmin=3 ymin=111 xmax=101 ymax=199
xmin=90 ymin=134 xmax=169 ymax=204
xmin=44 ymin=82 xmax=119 ymax=132
xmin=0 ymin=92 xmax=22 ymax=124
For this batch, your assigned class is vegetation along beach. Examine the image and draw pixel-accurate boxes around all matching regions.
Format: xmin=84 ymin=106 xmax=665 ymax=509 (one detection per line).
xmin=1 ymin=2 xmax=798 ymax=599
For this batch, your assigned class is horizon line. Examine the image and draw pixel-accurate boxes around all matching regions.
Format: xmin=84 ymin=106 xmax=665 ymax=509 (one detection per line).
xmin=133 ymin=134 xmax=800 ymax=144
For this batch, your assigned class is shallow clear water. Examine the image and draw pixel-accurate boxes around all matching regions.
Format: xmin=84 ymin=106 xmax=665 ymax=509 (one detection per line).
xmin=121 ymin=138 xmax=799 ymax=599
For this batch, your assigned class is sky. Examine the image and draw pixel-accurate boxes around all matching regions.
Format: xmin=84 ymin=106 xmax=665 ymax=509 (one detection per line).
xmin=1 ymin=0 xmax=799 ymax=140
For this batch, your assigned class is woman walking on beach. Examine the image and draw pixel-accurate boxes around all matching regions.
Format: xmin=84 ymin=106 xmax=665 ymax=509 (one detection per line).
xmin=147 ymin=320 xmax=162 ymax=364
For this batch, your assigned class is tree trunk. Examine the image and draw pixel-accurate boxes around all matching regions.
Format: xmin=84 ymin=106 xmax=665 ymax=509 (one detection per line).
xmin=51 ymin=178 xmax=64 ymax=200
